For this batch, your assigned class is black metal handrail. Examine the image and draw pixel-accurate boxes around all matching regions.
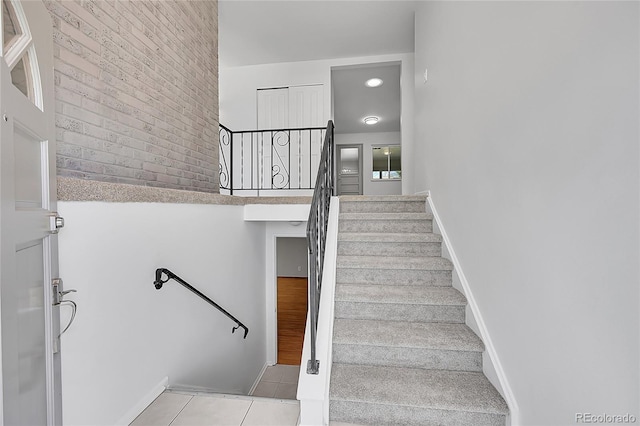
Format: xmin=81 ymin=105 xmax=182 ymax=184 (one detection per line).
xmin=305 ymin=120 xmax=334 ymax=374
xmin=219 ymin=124 xmax=327 ymax=194
xmin=154 ymin=268 xmax=249 ymax=339
xmin=223 ymin=125 xmax=327 ymax=133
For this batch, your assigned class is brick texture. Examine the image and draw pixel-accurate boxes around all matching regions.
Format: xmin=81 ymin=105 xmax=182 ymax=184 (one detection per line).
xmin=46 ymin=0 xmax=219 ymax=192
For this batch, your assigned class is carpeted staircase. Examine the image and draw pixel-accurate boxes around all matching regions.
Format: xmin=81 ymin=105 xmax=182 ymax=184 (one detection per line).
xmin=329 ymin=195 xmax=509 ymax=425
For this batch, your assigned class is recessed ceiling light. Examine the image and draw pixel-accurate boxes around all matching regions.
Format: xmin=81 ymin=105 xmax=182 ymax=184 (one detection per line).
xmin=364 ymin=116 xmax=379 ymax=125
xmin=365 ymin=78 xmax=383 ymax=88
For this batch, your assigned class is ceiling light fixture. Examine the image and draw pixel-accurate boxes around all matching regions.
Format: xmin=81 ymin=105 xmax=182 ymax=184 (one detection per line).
xmin=364 ymin=116 xmax=379 ymax=125
xmin=365 ymin=78 xmax=383 ymax=88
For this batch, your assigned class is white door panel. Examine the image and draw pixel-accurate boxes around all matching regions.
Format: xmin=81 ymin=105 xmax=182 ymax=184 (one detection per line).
xmin=257 ymin=88 xmax=288 ymax=189
xmin=257 ymin=88 xmax=289 ymax=129
xmin=257 ymin=85 xmax=324 ymax=191
xmin=288 ymin=85 xmax=323 ymax=128
xmin=289 ymin=85 xmax=323 ymax=189
xmin=0 ymin=0 xmax=61 ymax=424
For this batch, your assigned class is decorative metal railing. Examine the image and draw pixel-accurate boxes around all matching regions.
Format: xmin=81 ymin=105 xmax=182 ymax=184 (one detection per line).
xmin=219 ymin=124 xmax=328 ymax=194
xmin=305 ymin=121 xmax=334 ymax=374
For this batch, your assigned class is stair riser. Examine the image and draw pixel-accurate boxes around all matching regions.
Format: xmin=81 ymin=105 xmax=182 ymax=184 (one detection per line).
xmin=333 ymin=345 xmax=483 ymax=372
xmin=339 ymin=220 xmax=432 ymax=233
xmin=334 ymin=301 xmax=465 ymax=323
xmin=337 ymin=268 xmax=452 ymax=286
xmin=330 ymin=400 xmax=506 ymax=426
xmin=340 ymin=201 xmax=426 ymax=213
xmin=338 ymin=241 xmax=441 ymax=257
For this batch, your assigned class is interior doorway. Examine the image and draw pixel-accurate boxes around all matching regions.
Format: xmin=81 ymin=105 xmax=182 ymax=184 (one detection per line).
xmin=275 ymin=237 xmax=308 ymax=365
xmin=337 ymin=144 xmax=363 ymax=195
xmin=331 ymin=62 xmax=402 ymax=196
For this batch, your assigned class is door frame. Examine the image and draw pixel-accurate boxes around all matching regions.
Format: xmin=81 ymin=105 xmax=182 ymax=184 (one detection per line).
xmin=274 ymin=237 xmax=308 ymax=365
xmin=336 ymin=143 xmax=363 ymax=195
xmin=265 ymin=224 xmax=307 ymax=366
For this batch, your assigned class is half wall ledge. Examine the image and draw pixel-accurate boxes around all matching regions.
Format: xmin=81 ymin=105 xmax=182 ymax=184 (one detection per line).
xmin=57 ymin=177 xmax=312 ymax=205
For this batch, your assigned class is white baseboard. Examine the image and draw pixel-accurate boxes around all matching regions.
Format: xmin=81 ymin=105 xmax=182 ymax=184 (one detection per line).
xmin=115 ymin=376 xmax=168 ymax=426
xmin=427 ymin=194 xmax=519 ymax=425
xmin=249 ymin=362 xmax=269 ymax=396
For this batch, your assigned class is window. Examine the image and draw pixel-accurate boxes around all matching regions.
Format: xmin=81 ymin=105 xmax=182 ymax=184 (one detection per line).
xmin=372 ymin=145 xmax=401 ymax=180
xmin=2 ymin=0 xmax=41 ymax=109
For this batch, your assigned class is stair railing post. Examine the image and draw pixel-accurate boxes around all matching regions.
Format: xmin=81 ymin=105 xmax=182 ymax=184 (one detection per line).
xmin=307 ymin=225 xmax=319 ymax=374
xmin=230 ymin=129 xmax=233 ymax=195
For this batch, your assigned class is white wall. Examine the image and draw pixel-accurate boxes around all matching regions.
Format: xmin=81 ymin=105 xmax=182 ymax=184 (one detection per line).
xmin=277 ymin=238 xmax=308 ymax=278
xmin=57 ymin=202 xmax=266 ymax=425
xmin=335 ymin=132 xmax=402 ymax=196
xmin=414 ymin=2 xmax=639 ymax=424
xmin=219 ymin=53 xmax=415 ymax=194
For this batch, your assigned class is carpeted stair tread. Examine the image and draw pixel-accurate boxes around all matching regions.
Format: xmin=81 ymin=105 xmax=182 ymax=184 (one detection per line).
xmin=340 ymin=196 xmax=428 ymax=213
xmin=335 ymin=284 xmax=465 ymax=305
xmin=338 ymin=241 xmax=441 ymax=257
xmin=337 ymin=255 xmax=453 ymax=270
xmin=330 ymin=364 xmax=509 ymax=415
xmin=338 ymin=232 xmax=442 ymax=243
xmin=336 ymin=267 xmax=452 ymax=286
xmin=340 ymin=212 xmax=433 ymax=220
xmin=329 ymin=400 xmax=505 ymax=425
xmin=339 ymin=195 xmax=427 ymax=202
xmin=333 ymin=319 xmax=484 ymax=352
xmin=334 ymin=284 xmax=465 ymax=323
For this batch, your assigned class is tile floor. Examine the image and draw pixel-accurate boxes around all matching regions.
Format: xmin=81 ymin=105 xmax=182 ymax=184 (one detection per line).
xmin=250 ymin=364 xmax=300 ymax=400
xmin=130 ymin=392 xmax=300 ymax=426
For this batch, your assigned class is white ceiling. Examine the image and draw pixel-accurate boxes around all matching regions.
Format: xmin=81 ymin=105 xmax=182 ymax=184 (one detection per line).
xmin=218 ymin=1 xmax=417 ymax=68
xmin=332 ymin=63 xmax=401 ymax=134
xmin=218 ymin=0 xmax=415 ymax=134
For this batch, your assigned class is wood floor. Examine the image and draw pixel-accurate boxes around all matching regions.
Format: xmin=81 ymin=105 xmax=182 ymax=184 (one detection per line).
xmin=277 ymin=277 xmax=308 ymax=365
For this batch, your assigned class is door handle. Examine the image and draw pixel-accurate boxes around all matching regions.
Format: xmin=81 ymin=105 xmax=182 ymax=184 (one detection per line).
xmin=58 ymin=300 xmax=77 ymax=337
xmin=52 ymin=278 xmax=77 ymax=337
xmin=49 ymin=212 xmax=64 ymax=234
xmin=59 ymin=289 xmax=76 ymax=298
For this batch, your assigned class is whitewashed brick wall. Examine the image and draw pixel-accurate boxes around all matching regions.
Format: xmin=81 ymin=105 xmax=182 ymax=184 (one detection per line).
xmin=46 ymin=0 xmax=219 ymax=192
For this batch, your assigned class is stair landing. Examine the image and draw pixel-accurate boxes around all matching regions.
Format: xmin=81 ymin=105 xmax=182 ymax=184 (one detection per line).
xmin=130 ymin=391 xmax=299 ymax=426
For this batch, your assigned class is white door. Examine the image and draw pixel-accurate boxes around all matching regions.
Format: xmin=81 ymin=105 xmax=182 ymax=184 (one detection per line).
xmin=288 ymin=85 xmax=323 ymax=189
xmin=0 ymin=0 xmax=62 ymax=424
xmin=257 ymin=85 xmax=324 ymax=190
xmin=256 ymin=88 xmax=289 ymax=190
xmin=288 ymin=85 xmax=323 ymax=128
xmin=337 ymin=145 xmax=363 ymax=195
xmin=257 ymin=87 xmax=289 ymax=130
xmin=257 ymin=84 xmax=324 ymax=128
